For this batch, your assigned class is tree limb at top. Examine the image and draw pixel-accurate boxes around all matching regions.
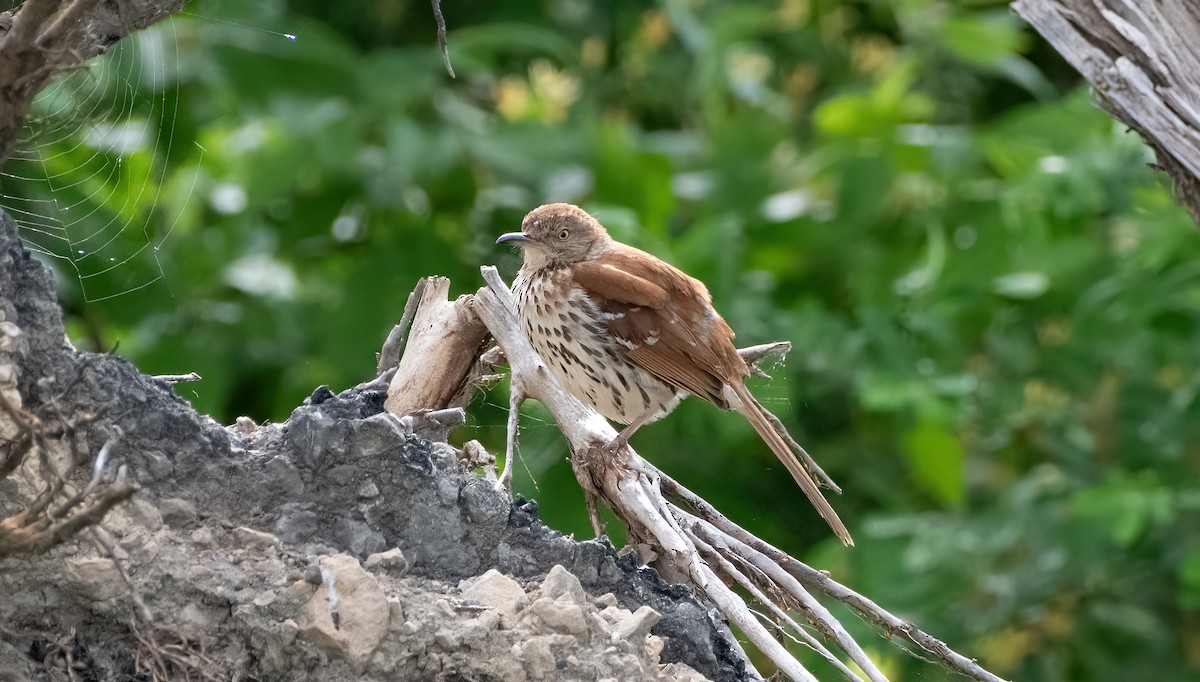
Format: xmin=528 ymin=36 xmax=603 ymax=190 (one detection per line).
xmin=0 ymin=0 xmax=188 ymax=165
xmin=1013 ymin=0 xmax=1200 ymax=225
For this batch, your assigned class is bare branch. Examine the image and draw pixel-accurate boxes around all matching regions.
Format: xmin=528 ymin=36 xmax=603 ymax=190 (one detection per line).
xmin=152 ymin=372 xmax=202 ymax=384
xmin=376 ymin=278 xmax=428 ymax=376
xmin=0 ymin=400 xmax=138 ymax=557
xmin=0 ymin=0 xmax=189 ymax=164
xmin=384 ymin=276 xmax=490 ymax=416
xmin=470 ymin=265 xmax=1005 ymax=682
xmin=1013 ymin=0 xmax=1200 ymax=225
xmin=35 ymin=0 xmax=100 ymax=48
xmin=431 ymin=0 xmax=455 ymax=78
xmin=738 ymin=341 xmax=791 ymax=377
xmin=659 ymin=472 xmax=1008 ymax=682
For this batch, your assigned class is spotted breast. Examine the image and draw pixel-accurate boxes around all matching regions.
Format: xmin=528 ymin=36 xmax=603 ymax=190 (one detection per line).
xmin=512 ymin=267 xmax=683 ymax=425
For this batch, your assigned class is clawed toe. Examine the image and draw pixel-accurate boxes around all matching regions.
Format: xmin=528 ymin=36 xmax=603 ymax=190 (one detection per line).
xmin=601 ymin=437 xmax=629 ymax=457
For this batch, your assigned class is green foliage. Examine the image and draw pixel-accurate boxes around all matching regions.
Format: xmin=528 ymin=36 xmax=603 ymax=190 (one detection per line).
xmin=7 ymin=0 xmax=1200 ymax=679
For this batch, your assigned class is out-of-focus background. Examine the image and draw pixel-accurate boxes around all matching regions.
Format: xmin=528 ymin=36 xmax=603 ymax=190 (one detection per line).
xmin=4 ymin=0 xmax=1199 ymax=679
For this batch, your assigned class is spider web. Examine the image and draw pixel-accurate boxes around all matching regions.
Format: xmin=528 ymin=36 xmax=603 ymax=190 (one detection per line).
xmin=1 ymin=15 xmax=194 ymax=302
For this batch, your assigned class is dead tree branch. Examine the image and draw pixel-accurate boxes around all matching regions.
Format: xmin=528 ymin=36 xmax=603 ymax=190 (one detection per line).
xmin=470 ymin=266 xmax=1006 ymax=682
xmin=0 ymin=390 xmax=137 ymax=556
xmin=0 ymin=0 xmax=189 ymax=164
xmin=1013 ymin=0 xmax=1200 ymax=225
xmin=383 ymin=276 xmax=492 ymax=417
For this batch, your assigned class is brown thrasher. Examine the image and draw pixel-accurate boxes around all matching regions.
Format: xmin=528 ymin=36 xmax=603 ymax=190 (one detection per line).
xmin=497 ymin=203 xmax=852 ymax=546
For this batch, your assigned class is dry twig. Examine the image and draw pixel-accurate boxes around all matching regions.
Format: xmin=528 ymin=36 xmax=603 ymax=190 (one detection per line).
xmin=0 ymin=391 xmax=137 ymax=557
xmin=430 ymin=0 xmax=455 ymax=78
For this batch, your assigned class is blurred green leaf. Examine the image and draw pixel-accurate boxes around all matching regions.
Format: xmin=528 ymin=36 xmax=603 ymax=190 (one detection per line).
xmin=902 ymin=419 xmax=965 ymax=508
xmin=992 ymin=271 xmax=1050 ymax=299
xmin=940 ymin=13 xmax=1030 ymax=67
xmin=1072 ymin=474 xmax=1176 ymax=546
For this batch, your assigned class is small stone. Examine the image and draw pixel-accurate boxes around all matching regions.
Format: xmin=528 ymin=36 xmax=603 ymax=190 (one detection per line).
xmin=612 ymin=605 xmax=660 ymax=642
xmin=232 ymin=527 xmax=282 ymax=551
xmin=296 ymin=554 xmax=390 ymax=663
xmin=159 ymin=497 xmax=198 ymax=527
xmin=357 ymin=481 xmax=380 ymax=498
xmin=279 ymin=619 xmax=299 ymax=646
xmin=253 ymin=591 xmax=277 ymax=607
xmin=525 ymin=597 xmax=588 ymax=636
xmin=459 ymin=617 xmax=491 ymax=647
xmin=492 ymin=656 xmax=529 ymax=682
xmin=303 ymin=564 xmax=323 ymax=585
xmin=263 ymin=456 xmax=304 ymax=496
xmin=461 ymin=569 xmax=525 ymax=617
xmin=433 ymin=628 xmax=460 ymax=649
xmin=348 ymin=412 xmax=408 ymax=458
xmin=477 ymin=609 xmax=500 ymax=630
xmin=364 ymin=548 xmax=409 ymax=575
xmin=646 ymin=634 xmax=664 ymax=659
xmin=120 ymin=498 xmax=163 ymax=531
xmin=331 ymin=516 xmax=386 ymax=556
xmin=539 ymin=564 xmax=586 ymax=604
xmin=64 ymin=558 xmax=127 ymax=601
xmin=518 ymin=636 xmax=557 ymax=680
xmin=142 ymin=451 xmax=175 ymax=480
xmin=592 ymin=592 xmax=619 ymax=609
xmin=282 ymin=579 xmax=314 ymax=600
xmin=190 ymin=527 xmax=215 ymax=547
xmin=233 ymin=415 xmax=258 ymax=432
xmin=600 ymin=605 xmax=630 ymax=625
xmin=275 ymin=503 xmax=318 ymax=544
xmin=178 ymin=602 xmax=227 ymax=631
xmin=435 ymin=598 xmax=455 ymax=617
xmin=387 ymin=598 xmax=405 ymax=629
xmin=660 ymin=662 xmax=709 ymax=681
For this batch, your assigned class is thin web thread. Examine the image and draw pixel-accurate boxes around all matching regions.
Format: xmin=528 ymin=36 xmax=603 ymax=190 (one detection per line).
xmin=2 ymin=18 xmax=188 ymax=301
xmin=0 ymin=4 xmax=303 ymax=302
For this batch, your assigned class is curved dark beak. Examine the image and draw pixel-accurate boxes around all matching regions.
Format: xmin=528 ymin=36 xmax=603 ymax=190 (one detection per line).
xmin=496 ymin=232 xmax=530 ymax=245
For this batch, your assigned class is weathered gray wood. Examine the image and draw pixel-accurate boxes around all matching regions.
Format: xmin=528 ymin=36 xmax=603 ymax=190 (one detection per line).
xmin=473 ymin=266 xmax=1005 ymax=682
xmin=1013 ymin=0 xmax=1200 ymax=224
xmin=384 ymin=276 xmax=490 ymax=416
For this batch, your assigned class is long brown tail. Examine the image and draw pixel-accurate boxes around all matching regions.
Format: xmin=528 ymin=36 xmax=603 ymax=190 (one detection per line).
xmin=726 ymin=381 xmax=854 ymax=546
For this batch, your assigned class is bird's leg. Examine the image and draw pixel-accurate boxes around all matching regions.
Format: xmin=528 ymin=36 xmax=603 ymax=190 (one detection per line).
xmin=603 ymin=410 xmax=654 ymax=457
xmin=497 ymin=376 xmax=526 ymax=494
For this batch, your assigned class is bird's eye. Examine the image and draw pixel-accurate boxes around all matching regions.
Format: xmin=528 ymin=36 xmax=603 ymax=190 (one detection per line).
xmin=558 ymin=229 xmax=570 ymax=240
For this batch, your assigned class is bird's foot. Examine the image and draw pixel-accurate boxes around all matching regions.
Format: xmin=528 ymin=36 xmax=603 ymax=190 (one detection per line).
xmin=600 ymin=434 xmax=633 ymax=458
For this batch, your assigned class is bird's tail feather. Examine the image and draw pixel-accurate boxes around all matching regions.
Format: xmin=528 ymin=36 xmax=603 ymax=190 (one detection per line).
xmin=727 ymin=381 xmax=854 ymax=546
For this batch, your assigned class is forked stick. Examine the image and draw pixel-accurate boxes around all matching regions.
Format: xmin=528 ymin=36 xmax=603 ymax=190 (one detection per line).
xmin=472 ymin=266 xmax=1004 ymax=682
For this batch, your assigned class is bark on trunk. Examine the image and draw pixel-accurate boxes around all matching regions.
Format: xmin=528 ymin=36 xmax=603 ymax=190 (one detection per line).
xmin=1013 ymin=0 xmax=1200 ymax=224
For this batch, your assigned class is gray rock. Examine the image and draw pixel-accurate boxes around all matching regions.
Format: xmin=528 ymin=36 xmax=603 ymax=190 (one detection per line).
xmin=525 ymin=597 xmax=589 ymax=636
xmin=462 ymin=569 xmax=526 ymax=617
xmin=331 ymin=516 xmax=386 ymax=556
xmin=297 ymin=554 xmax=390 ymax=664
xmin=539 ymin=564 xmax=586 ymax=604
xmin=364 ymin=548 xmax=409 ymax=576
xmin=232 ymin=526 xmax=283 ymax=551
xmin=159 ymin=497 xmax=198 ymax=527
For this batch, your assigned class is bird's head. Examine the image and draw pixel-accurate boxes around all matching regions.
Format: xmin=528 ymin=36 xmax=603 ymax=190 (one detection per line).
xmin=497 ymin=203 xmax=613 ymax=269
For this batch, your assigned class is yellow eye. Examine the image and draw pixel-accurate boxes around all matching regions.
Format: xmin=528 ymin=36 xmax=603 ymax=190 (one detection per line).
xmin=558 ymin=229 xmax=570 ymax=240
